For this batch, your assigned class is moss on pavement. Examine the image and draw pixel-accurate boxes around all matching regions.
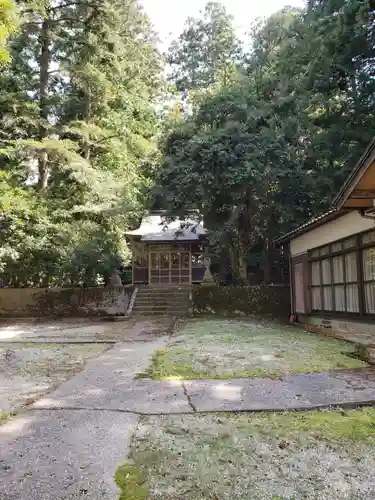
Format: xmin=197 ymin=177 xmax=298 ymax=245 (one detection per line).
xmin=115 ymin=462 xmax=148 ymax=500
xmin=0 ymin=411 xmax=16 ymax=425
xmin=137 ymin=319 xmax=367 ymax=381
xmin=130 ymin=408 xmax=375 ymax=499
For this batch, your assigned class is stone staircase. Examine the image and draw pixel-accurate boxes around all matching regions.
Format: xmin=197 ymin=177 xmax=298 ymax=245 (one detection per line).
xmin=132 ymin=285 xmax=191 ymax=316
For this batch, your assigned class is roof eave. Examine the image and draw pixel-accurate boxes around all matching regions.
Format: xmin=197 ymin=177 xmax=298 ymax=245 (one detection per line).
xmin=275 ymin=209 xmax=347 ymax=245
xmin=332 ymin=137 xmax=375 ymax=210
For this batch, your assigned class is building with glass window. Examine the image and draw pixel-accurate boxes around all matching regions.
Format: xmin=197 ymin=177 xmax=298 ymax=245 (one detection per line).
xmin=278 ymin=138 xmax=375 ymax=331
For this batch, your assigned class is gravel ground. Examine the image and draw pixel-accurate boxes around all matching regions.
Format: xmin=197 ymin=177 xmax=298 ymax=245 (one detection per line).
xmin=141 ymin=319 xmax=367 ymax=380
xmin=0 ymin=342 xmax=109 ymax=412
xmin=131 ymin=409 xmax=375 ymax=500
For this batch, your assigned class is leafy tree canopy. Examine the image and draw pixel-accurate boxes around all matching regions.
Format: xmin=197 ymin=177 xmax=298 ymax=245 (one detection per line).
xmin=156 ymin=0 xmax=375 ymax=283
xmin=2 ymin=0 xmax=374 ymax=286
xmin=0 ymin=0 xmax=164 ymax=286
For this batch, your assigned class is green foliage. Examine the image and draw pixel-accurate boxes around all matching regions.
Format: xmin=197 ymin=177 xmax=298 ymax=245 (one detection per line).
xmin=193 ymin=285 xmax=290 ymax=318
xmin=115 ymin=462 xmax=148 ymax=500
xmin=167 ymin=1 xmax=242 ymax=93
xmin=246 ymin=408 xmax=375 ymax=442
xmin=0 ymin=0 xmax=164 ymax=286
xmin=2 ymin=0 xmax=374 ymax=287
xmin=157 ymin=0 xmax=375 ymax=282
xmin=0 ymin=0 xmax=18 ymax=65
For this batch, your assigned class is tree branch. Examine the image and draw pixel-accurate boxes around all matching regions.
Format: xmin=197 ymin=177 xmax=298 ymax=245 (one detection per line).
xmin=50 ymin=1 xmax=97 ymax=12
xmin=96 ymin=134 xmax=121 ymax=144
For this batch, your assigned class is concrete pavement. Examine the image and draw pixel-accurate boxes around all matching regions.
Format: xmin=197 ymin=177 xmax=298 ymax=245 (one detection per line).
xmin=1 ymin=316 xmax=375 ymax=499
xmin=33 ymin=365 xmax=375 ymax=415
xmin=0 ymin=321 xmax=172 ymax=500
xmin=0 ymin=409 xmax=138 ymax=500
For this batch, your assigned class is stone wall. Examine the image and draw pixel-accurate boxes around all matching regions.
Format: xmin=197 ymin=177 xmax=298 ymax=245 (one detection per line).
xmin=0 ymin=286 xmax=133 ymax=318
xmin=192 ymin=285 xmax=291 ymax=319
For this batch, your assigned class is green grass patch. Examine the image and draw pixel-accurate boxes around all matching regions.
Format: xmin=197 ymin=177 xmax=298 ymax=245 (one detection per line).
xmin=131 ymin=409 xmax=375 ymax=499
xmin=0 ymin=411 xmax=16 ymax=425
xmin=135 ymin=348 xmax=279 ymax=381
xmin=115 ymin=462 xmax=148 ymax=500
xmin=137 ymin=319 xmax=368 ymax=381
xmin=238 ymin=407 xmax=375 ymax=442
xmin=135 ymin=348 xmax=212 ymax=380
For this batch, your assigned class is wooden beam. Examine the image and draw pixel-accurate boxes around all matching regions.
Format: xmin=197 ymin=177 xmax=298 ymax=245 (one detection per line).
xmin=343 ymin=199 xmax=372 ymax=208
xmin=333 ymin=140 xmax=375 ymax=209
xmin=351 ymin=189 xmax=375 ymax=199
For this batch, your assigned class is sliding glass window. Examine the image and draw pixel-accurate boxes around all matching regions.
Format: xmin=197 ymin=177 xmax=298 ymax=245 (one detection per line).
xmin=309 ymin=237 xmax=359 ymax=314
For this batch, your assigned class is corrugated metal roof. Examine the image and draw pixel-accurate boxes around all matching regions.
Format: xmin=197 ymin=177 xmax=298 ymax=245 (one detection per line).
xmin=275 ymin=209 xmax=340 ymax=244
xmin=126 ymin=214 xmax=206 ymax=242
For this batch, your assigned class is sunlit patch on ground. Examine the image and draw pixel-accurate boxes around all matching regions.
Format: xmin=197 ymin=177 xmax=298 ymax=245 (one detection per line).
xmin=129 ymin=409 xmax=375 ymax=499
xmin=0 ymin=343 xmax=108 ymax=412
xmin=0 ymin=317 xmax=172 ymax=342
xmin=137 ymin=319 xmax=367 ymax=380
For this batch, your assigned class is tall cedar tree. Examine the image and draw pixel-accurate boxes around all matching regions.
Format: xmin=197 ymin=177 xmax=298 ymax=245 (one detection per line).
xmin=0 ymin=0 xmax=163 ymax=286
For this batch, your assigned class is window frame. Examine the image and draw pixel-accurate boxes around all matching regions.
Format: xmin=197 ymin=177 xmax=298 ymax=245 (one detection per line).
xmin=307 ymin=230 xmax=375 ymax=317
xmin=362 ymin=246 xmax=375 ymax=314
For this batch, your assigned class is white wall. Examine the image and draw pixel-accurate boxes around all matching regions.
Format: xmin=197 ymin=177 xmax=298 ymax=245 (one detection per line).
xmin=290 ymin=210 xmax=375 ymax=256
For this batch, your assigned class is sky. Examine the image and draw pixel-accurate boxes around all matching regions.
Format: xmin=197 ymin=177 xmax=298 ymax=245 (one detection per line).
xmin=141 ymin=0 xmax=305 ymax=48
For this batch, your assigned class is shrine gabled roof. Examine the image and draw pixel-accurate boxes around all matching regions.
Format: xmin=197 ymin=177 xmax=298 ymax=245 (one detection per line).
xmin=125 ymin=212 xmax=206 ymax=242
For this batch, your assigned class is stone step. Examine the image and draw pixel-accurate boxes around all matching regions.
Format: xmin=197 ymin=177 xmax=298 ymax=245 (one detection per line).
xmin=133 ymin=286 xmax=190 ymax=317
xmin=137 ymin=291 xmax=189 ymax=294
xmin=133 ymin=308 xmax=189 ymax=313
xmin=132 ymin=303 xmax=189 ymax=308
xmin=132 ymin=310 xmax=188 ymax=316
xmin=137 ymin=293 xmax=189 ymax=296
xmin=136 ymin=295 xmax=189 ymax=302
xmin=134 ymin=304 xmax=189 ymax=309
xmin=142 ymin=285 xmax=191 ymax=288
xmin=133 ymin=304 xmax=189 ymax=311
xmin=137 ymin=293 xmax=189 ymax=298
xmin=137 ymin=293 xmax=190 ymax=296
xmin=137 ymin=290 xmax=189 ymax=295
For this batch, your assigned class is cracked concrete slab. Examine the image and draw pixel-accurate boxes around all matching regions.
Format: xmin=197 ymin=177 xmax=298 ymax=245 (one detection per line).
xmin=33 ymin=378 xmax=191 ymax=414
xmin=33 ymin=367 xmax=375 ymax=415
xmin=184 ymin=378 xmax=312 ymax=412
xmin=283 ymin=368 xmax=375 ymax=407
xmin=32 ymin=338 xmax=191 ymax=414
xmin=0 ymin=343 xmax=109 ymax=413
xmin=35 ymin=338 xmax=168 ymax=384
xmin=184 ymin=368 xmax=375 ymax=412
xmin=0 ymin=409 xmax=138 ymax=500
xmin=0 ymin=318 xmax=173 ymax=343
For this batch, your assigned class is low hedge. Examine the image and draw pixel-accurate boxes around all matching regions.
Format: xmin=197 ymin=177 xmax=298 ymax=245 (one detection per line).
xmin=192 ymin=285 xmax=290 ymax=319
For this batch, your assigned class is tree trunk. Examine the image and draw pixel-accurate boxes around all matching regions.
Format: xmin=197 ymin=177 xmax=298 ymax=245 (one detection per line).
xmin=38 ymin=17 xmax=51 ymax=191
xmin=228 ymin=239 xmax=239 ymax=283
xmin=228 ymin=236 xmax=247 ymax=284
xmin=81 ymin=5 xmax=97 ymax=161
xmin=238 ymin=253 xmax=247 ymax=283
xmin=83 ymin=90 xmax=91 ymax=160
xmin=263 ymin=239 xmax=271 ymax=284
